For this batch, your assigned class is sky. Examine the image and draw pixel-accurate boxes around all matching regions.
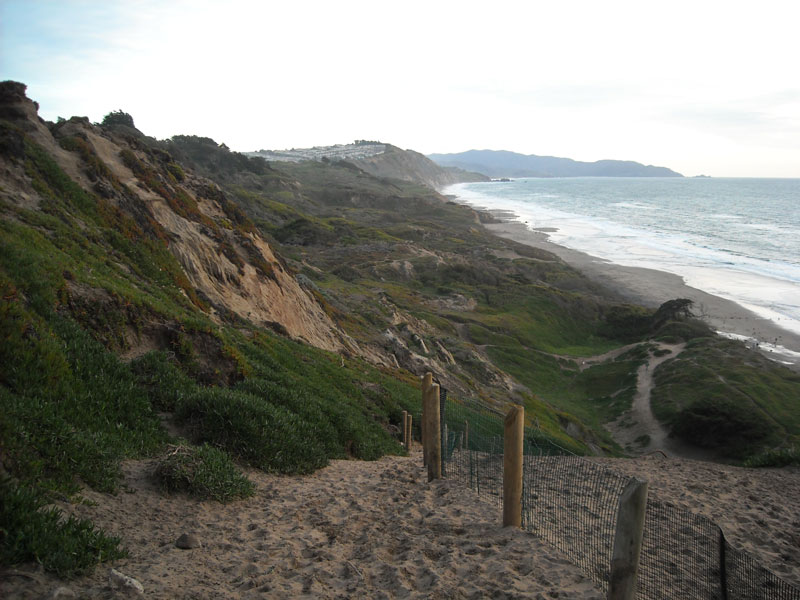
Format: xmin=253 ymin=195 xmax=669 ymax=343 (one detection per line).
xmin=2 ymin=0 xmax=799 ymax=177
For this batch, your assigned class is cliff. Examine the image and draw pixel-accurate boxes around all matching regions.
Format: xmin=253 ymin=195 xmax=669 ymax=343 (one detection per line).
xmin=0 ymin=81 xmax=346 ymax=354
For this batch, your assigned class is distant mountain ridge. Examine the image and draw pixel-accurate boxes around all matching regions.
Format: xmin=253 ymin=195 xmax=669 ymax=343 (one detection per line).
xmin=428 ymin=149 xmax=683 ymax=178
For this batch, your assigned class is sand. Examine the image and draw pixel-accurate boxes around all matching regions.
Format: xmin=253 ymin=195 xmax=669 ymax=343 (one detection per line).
xmin=0 ymin=451 xmax=603 ymax=600
xmin=485 ymin=220 xmax=800 ymax=370
xmin=592 ymin=456 xmax=800 ymax=589
xmin=4 ymin=451 xmax=798 ymax=599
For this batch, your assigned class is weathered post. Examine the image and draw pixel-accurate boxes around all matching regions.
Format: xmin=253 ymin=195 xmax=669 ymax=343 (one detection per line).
xmin=424 ymin=383 xmax=442 ymax=481
xmin=503 ymin=405 xmax=524 ymax=528
xmin=608 ymin=478 xmax=649 ymax=600
xmin=402 ymin=410 xmax=409 ymax=450
xmin=421 ymin=373 xmax=432 ymax=466
xmin=406 ymin=413 xmax=413 ymax=450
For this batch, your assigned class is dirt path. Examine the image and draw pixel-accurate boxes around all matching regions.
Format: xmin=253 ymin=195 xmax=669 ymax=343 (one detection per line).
xmin=604 ymin=342 xmax=718 ymax=460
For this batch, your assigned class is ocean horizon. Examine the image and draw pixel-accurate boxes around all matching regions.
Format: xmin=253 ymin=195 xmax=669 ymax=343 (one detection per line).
xmin=446 ymin=177 xmax=800 ymax=358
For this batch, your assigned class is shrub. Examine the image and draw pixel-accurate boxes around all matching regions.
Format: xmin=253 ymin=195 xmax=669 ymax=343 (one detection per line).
xmin=671 ymin=397 xmax=772 ymax=455
xmin=744 ymin=446 xmax=800 ymax=468
xmin=175 ymin=388 xmax=329 ymax=474
xmin=100 ymin=110 xmax=135 ymax=129
xmin=153 ymin=443 xmax=254 ymax=502
xmin=130 ymin=350 xmax=198 ymax=412
xmin=0 ymin=479 xmax=126 ymax=578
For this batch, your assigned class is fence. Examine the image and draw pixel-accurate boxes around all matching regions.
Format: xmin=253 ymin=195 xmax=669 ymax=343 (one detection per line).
xmin=407 ymin=380 xmax=800 ymax=600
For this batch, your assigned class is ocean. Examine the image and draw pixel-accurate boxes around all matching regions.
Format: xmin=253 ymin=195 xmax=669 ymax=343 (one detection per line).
xmin=446 ymin=177 xmax=800 ymax=345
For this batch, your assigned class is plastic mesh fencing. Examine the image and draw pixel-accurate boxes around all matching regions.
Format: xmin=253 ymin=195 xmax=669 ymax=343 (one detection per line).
xmin=431 ymin=391 xmax=800 ymax=600
xmin=439 ymin=393 xmax=632 ymax=593
xmin=639 ymin=500 xmax=724 ymax=600
xmin=522 ymin=453 xmax=632 ymax=594
xmin=441 ymin=396 xmax=505 ymax=507
xmin=725 ymin=540 xmax=800 ymax=600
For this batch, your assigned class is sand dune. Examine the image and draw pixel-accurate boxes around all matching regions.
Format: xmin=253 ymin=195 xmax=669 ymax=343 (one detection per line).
xmin=1 ymin=451 xmax=602 ymax=599
xmin=4 ymin=450 xmax=799 ymax=598
xmin=592 ymin=456 xmax=800 ymax=589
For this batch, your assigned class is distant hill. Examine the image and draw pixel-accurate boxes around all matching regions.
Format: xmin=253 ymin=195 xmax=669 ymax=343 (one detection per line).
xmin=349 ymin=145 xmax=489 ymax=189
xmin=427 ymin=149 xmax=683 ymax=178
xmin=248 ymin=143 xmax=488 ymax=190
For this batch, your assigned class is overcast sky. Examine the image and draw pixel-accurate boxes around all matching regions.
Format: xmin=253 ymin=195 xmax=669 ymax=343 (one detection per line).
xmin=2 ymin=0 xmax=799 ymax=177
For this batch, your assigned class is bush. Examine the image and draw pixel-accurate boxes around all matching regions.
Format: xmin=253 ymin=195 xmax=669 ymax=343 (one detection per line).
xmin=0 ymin=479 xmax=126 ymax=578
xmin=671 ymin=397 xmax=772 ymax=455
xmin=100 ymin=110 xmax=135 ymax=129
xmin=175 ymin=388 xmax=329 ymax=474
xmin=130 ymin=350 xmax=198 ymax=412
xmin=744 ymin=446 xmax=800 ymax=468
xmin=153 ymin=443 xmax=254 ymax=502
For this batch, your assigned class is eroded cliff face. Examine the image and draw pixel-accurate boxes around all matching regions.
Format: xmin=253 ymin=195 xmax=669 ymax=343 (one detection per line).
xmin=0 ymin=82 xmax=347 ymax=353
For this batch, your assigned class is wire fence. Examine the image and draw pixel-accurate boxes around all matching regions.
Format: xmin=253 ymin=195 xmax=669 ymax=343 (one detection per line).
xmin=429 ymin=389 xmax=800 ymax=600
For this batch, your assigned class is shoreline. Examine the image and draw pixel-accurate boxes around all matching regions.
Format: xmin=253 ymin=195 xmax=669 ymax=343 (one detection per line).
xmin=483 ymin=217 xmax=800 ymax=370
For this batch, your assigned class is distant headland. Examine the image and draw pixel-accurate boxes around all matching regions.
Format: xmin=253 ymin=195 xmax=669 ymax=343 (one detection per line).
xmin=427 ymin=149 xmax=683 ymax=178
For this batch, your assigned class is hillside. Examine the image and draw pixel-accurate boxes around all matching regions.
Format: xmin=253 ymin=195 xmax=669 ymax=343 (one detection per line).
xmin=249 ymin=142 xmax=488 ymax=190
xmin=2 ymin=81 xmax=800 ymax=580
xmin=428 ymin=149 xmax=683 ymax=178
xmin=348 ymin=144 xmax=489 ymax=189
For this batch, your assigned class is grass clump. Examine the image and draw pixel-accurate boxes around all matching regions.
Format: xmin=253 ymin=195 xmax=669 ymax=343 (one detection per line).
xmin=743 ymin=446 xmax=800 ymax=468
xmin=153 ymin=444 xmax=255 ymax=502
xmin=0 ymin=479 xmax=126 ymax=578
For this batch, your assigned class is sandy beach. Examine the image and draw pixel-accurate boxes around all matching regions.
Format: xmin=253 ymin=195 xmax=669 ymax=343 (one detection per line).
xmin=485 ymin=220 xmax=800 ymax=370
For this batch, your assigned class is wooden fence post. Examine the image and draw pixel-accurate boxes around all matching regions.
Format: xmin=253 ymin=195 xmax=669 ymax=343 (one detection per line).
xmin=608 ymin=478 xmax=648 ymax=600
xmin=406 ymin=413 xmax=413 ymax=450
xmin=421 ymin=373 xmax=432 ymax=466
xmin=503 ymin=405 xmax=524 ymax=528
xmin=402 ymin=410 xmax=409 ymax=450
xmin=424 ymin=383 xmax=442 ymax=481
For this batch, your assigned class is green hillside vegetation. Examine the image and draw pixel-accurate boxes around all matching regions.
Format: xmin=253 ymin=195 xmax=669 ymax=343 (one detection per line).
xmin=181 ymin=145 xmax=800 ymax=463
xmin=3 ymin=86 xmax=800 ymax=579
xmin=164 ymin=140 xmax=726 ymax=454
xmin=652 ymin=337 xmax=800 ymax=458
xmin=0 ymin=111 xmax=417 ymax=576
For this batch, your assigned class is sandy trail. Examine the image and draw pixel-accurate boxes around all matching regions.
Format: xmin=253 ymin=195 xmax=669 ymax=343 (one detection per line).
xmin=603 ymin=342 xmax=724 ymax=461
xmin=3 ymin=452 xmax=798 ymax=598
xmin=605 ymin=343 xmax=679 ymax=455
xmin=1 ymin=451 xmax=603 ymax=600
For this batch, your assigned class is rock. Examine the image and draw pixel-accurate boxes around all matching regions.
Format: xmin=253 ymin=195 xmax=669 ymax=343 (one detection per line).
xmin=49 ymin=587 xmax=76 ymax=599
xmin=175 ymin=532 xmax=202 ymax=549
xmin=108 ymin=568 xmax=144 ymax=596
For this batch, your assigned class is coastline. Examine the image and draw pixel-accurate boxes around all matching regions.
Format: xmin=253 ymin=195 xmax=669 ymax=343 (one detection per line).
xmin=483 ymin=218 xmax=800 ymax=370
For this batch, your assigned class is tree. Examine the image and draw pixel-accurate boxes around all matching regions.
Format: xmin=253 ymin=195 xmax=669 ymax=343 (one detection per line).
xmin=651 ymin=298 xmax=693 ymax=329
xmin=101 ymin=110 xmax=135 ymax=129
